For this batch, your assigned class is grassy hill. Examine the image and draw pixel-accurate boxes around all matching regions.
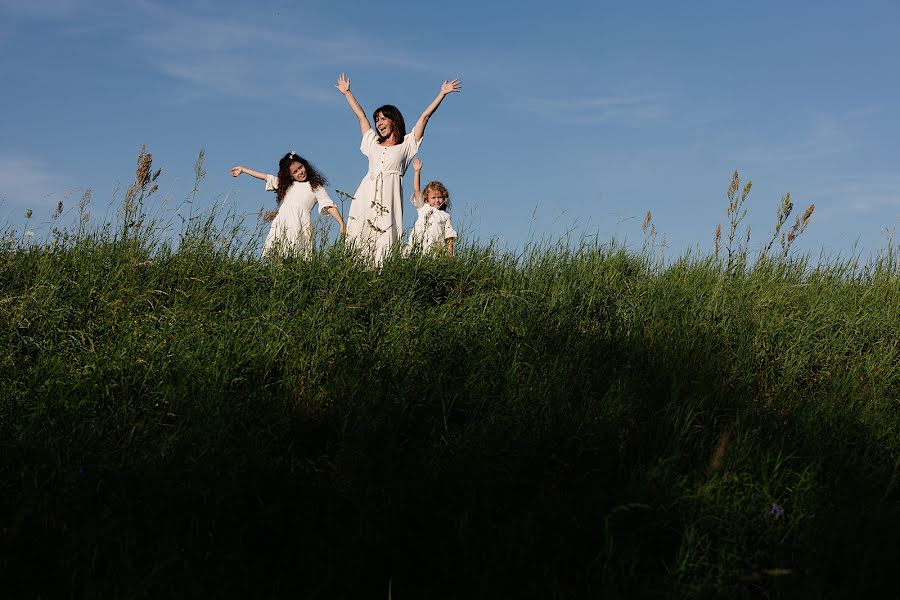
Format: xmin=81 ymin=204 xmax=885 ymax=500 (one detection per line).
xmin=1 ymin=224 xmax=897 ymax=597
xmin=2 ymin=153 xmax=898 ymax=597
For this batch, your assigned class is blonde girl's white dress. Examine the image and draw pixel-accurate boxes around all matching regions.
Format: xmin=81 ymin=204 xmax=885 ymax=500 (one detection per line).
xmin=346 ymin=129 xmax=421 ymax=265
xmin=262 ymin=175 xmax=336 ymax=257
xmin=406 ymin=195 xmax=458 ymax=254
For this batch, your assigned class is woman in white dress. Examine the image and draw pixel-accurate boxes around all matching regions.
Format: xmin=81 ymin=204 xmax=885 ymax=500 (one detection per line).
xmin=335 ymin=72 xmax=461 ymax=265
xmin=231 ymin=152 xmax=345 ymax=257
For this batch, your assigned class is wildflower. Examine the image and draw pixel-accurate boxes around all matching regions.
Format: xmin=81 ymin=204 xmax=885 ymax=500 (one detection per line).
xmin=25 ymin=230 xmax=34 ymax=237
xmin=370 ymin=198 xmax=390 ymax=216
xmin=366 ymin=219 xmax=388 ymax=234
xmin=769 ymin=502 xmax=785 ymax=518
xmin=25 ymin=209 xmax=32 ymax=218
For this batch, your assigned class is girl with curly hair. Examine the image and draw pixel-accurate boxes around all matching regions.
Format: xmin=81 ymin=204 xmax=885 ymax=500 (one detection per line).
xmin=231 ymin=152 xmax=345 ymax=256
xmin=406 ymin=157 xmax=457 ymax=256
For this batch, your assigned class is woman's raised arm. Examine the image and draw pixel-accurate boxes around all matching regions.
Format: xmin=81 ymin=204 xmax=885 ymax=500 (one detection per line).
xmin=336 ymin=73 xmax=372 ymax=137
xmin=412 ymin=79 xmax=461 ymax=142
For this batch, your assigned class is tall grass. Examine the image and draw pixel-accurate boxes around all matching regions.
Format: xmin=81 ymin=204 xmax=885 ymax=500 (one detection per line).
xmin=1 ymin=151 xmax=898 ymax=598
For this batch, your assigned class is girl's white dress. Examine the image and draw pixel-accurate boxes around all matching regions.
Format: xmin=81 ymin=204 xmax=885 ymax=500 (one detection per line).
xmin=262 ymin=175 xmax=336 ymax=257
xmin=346 ymin=129 xmax=421 ymax=264
xmin=406 ymin=195 xmax=457 ymax=254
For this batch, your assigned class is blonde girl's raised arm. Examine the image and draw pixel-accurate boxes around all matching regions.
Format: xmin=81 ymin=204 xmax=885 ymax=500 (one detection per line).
xmin=335 ymin=73 xmax=372 ymax=137
xmin=412 ymin=78 xmax=461 ymax=142
xmin=411 ymin=156 xmax=424 ymax=205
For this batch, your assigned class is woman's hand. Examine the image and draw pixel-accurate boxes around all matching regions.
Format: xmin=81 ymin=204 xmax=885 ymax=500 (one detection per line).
xmin=230 ymin=166 xmax=243 ymax=177
xmin=336 ymin=73 xmax=351 ymax=95
xmin=440 ymin=79 xmax=461 ymax=96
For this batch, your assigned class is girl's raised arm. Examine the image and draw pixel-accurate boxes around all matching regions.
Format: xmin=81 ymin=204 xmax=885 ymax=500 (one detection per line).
xmin=411 ymin=157 xmax=424 ymax=205
xmin=231 ymin=166 xmax=267 ymax=181
xmin=335 ymin=73 xmax=371 ymax=137
xmin=412 ymin=79 xmax=461 ymax=142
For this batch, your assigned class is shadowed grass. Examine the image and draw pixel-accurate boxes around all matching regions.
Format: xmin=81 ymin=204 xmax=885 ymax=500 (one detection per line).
xmin=1 ymin=161 xmax=898 ymax=598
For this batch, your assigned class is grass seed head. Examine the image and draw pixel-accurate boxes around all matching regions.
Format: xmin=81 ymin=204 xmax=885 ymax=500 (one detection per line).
xmin=801 ymin=203 xmax=815 ymax=224
xmin=136 ymin=147 xmax=153 ymax=189
xmin=727 ymin=170 xmax=740 ymax=205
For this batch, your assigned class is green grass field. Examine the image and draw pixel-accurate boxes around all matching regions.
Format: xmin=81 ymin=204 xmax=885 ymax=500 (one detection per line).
xmin=1 ymin=155 xmax=898 ymax=598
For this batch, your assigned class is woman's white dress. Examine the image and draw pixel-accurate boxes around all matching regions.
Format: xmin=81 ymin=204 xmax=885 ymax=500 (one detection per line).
xmin=406 ymin=195 xmax=458 ymax=254
xmin=346 ymin=129 xmax=421 ymax=264
xmin=262 ymin=175 xmax=336 ymax=257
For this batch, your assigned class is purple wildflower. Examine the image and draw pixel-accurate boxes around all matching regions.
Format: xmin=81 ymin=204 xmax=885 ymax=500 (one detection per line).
xmin=769 ymin=502 xmax=785 ymax=518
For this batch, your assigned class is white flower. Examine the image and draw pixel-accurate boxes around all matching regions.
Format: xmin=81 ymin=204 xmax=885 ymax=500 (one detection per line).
xmin=25 ymin=230 xmax=34 ymax=237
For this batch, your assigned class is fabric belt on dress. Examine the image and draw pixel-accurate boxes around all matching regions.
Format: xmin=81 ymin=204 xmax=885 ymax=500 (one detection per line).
xmin=367 ymin=169 xmax=402 ymax=181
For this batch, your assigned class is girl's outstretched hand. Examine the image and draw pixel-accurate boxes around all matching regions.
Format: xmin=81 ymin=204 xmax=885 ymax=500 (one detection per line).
xmin=412 ymin=157 xmax=423 ymax=172
xmin=336 ymin=73 xmax=351 ymax=94
xmin=230 ymin=166 xmax=243 ymax=177
xmin=440 ymin=79 xmax=461 ymax=96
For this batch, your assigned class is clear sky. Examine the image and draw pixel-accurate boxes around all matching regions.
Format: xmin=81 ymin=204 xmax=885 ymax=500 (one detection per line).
xmin=2 ymin=0 xmax=898 ymax=259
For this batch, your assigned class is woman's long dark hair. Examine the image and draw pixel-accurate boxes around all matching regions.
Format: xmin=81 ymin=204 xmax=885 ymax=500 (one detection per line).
xmin=275 ymin=152 xmax=328 ymax=203
xmin=372 ymin=105 xmax=406 ymax=143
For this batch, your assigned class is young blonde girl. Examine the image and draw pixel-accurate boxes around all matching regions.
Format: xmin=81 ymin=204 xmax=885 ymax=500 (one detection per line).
xmin=231 ymin=152 xmax=345 ymax=256
xmin=406 ymin=157 xmax=457 ymax=256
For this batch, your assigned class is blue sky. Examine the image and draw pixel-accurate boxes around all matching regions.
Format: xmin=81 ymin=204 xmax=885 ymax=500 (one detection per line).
xmin=2 ymin=0 xmax=898 ymax=258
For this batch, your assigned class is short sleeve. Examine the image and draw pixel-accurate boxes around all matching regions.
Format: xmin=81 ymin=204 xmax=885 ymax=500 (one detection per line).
xmin=264 ymin=174 xmax=279 ymax=192
xmin=314 ymin=186 xmax=336 ymax=215
xmin=360 ymin=129 xmax=378 ymax=156
xmin=410 ymin=192 xmax=424 ymax=209
xmin=402 ymin=133 xmax=423 ymax=164
xmin=443 ymin=214 xmax=458 ymax=240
